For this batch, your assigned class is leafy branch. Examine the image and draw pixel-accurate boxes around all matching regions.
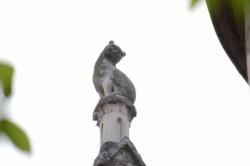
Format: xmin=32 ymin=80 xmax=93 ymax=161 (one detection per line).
xmin=0 ymin=62 xmax=31 ymax=153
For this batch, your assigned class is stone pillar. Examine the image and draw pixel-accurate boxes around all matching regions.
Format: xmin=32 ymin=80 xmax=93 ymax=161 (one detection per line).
xmin=97 ymin=103 xmax=130 ymax=145
xmin=93 ymin=100 xmax=136 ymax=146
xmin=93 ymin=101 xmax=145 ymax=166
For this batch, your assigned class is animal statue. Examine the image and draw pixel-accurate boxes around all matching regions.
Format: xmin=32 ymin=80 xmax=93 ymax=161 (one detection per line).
xmin=93 ymin=41 xmax=136 ymax=105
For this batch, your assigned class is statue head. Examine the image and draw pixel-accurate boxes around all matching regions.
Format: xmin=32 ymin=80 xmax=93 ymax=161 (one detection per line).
xmin=103 ymin=41 xmax=126 ymax=65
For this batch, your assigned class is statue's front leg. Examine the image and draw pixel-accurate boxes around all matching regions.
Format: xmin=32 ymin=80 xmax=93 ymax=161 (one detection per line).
xmin=103 ymin=79 xmax=113 ymax=96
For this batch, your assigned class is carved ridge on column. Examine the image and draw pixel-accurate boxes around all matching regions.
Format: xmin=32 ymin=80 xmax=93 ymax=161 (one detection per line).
xmin=93 ymin=94 xmax=137 ymax=126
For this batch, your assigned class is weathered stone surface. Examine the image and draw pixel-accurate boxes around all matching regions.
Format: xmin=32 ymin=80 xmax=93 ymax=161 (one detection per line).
xmin=97 ymin=103 xmax=130 ymax=144
xmin=93 ymin=41 xmax=136 ymax=104
xmin=93 ymin=137 xmax=146 ymax=166
xmin=93 ymin=94 xmax=137 ymax=125
xmin=92 ymin=42 xmax=143 ymax=166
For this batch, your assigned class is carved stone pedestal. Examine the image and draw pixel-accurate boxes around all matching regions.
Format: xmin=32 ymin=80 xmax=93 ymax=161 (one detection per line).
xmin=93 ymin=97 xmax=145 ymax=166
xmin=93 ymin=137 xmax=146 ymax=166
xmin=93 ymin=96 xmax=136 ymax=146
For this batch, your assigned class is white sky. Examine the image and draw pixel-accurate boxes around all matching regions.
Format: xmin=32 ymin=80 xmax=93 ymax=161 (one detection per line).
xmin=0 ymin=0 xmax=250 ymax=165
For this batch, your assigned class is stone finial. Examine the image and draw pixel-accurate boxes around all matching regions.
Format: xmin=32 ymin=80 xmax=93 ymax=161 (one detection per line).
xmin=92 ymin=41 xmax=137 ymax=145
xmin=92 ymin=42 xmax=146 ymax=165
xmin=93 ymin=41 xmax=135 ymax=105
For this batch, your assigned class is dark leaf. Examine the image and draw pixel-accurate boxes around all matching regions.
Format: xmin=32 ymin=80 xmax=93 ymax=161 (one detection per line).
xmin=206 ymin=0 xmax=248 ymax=82
xmin=0 ymin=63 xmax=14 ymax=97
xmin=0 ymin=119 xmax=31 ymax=153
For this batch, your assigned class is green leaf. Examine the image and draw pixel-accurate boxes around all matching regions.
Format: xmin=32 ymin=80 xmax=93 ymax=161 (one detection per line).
xmin=0 ymin=63 xmax=14 ymax=97
xmin=0 ymin=121 xmax=3 ymax=131
xmin=190 ymin=0 xmax=200 ymax=8
xmin=0 ymin=119 xmax=31 ymax=153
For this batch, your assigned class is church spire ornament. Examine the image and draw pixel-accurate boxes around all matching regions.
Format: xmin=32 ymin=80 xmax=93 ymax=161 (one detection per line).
xmin=92 ymin=41 xmax=146 ymax=166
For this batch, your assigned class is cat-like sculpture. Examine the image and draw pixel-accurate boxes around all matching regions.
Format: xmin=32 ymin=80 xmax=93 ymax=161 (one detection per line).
xmin=93 ymin=41 xmax=136 ymax=119
xmin=93 ymin=41 xmax=136 ymax=104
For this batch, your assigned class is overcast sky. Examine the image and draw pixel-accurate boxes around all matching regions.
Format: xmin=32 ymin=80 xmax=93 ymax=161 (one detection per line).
xmin=1 ymin=0 xmax=250 ymax=166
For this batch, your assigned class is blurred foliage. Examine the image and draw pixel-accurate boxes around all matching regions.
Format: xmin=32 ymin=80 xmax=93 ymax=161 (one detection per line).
xmin=0 ymin=119 xmax=31 ymax=152
xmin=190 ymin=0 xmax=200 ymax=8
xmin=190 ymin=0 xmax=249 ymax=13
xmin=0 ymin=63 xmax=14 ymax=97
xmin=190 ymin=0 xmax=249 ymax=82
xmin=0 ymin=62 xmax=31 ymax=153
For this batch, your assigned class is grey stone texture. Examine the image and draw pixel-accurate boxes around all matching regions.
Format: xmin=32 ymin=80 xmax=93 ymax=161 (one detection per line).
xmin=93 ymin=95 xmax=136 ymax=125
xmin=92 ymin=41 xmax=145 ymax=166
xmin=93 ymin=137 xmax=146 ymax=166
xmin=93 ymin=41 xmax=136 ymax=107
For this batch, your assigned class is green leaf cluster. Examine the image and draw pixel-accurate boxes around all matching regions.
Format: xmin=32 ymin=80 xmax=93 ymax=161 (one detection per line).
xmin=0 ymin=119 xmax=31 ymax=152
xmin=0 ymin=63 xmax=31 ymax=153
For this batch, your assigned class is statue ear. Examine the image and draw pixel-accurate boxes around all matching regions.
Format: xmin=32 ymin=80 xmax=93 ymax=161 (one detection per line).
xmin=122 ymin=52 xmax=126 ymax=57
xmin=109 ymin=40 xmax=114 ymax=45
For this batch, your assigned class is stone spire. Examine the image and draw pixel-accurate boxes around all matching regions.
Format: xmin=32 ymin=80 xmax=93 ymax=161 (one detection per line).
xmin=92 ymin=41 xmax=146 ymax=166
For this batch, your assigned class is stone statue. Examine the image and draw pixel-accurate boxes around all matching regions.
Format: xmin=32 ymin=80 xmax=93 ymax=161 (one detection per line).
xmin=93 ymin=41 xmax=136 ymax=119
xmin=92 ymin=41 xmax=145 ymax=166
